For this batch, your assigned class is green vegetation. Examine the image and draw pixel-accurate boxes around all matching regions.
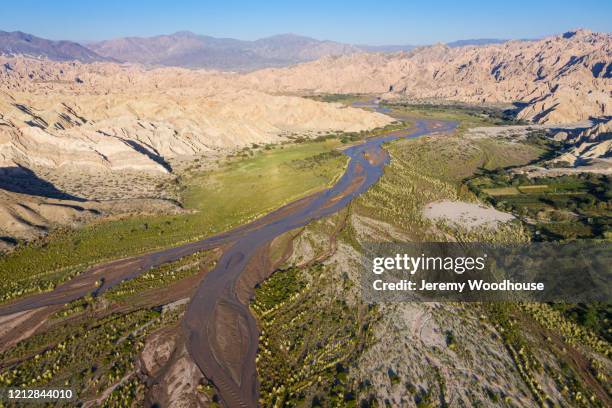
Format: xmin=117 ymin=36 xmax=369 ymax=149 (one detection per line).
xmin=182 ymin=138 xmax=348 ymax=230
xmin=522 ymin=303 xmax=611 ymax=356
xmin=103 ymin=250 xmax=218 ymax=302
xmin=487 ymin=302 xmax=608 ymax=407
xmin=469 ymin=171 xmax=612 ymax=241
xmin=251 ymin=266 xmax=305 ymax=315
xmin=101 ymin=376 xmax=144 ymax=408
xmin=341 ymin=117 xmax=608 ymax=406
xmin=0 ymin=136 xmax=349 ymax=303
xmin=352 ymin=135 xmax=540 ymax=243
xmin=0 ymin=306 xmax=183 ymax=405
xmin=465 ymin=128 xmax=611 ymax=241
xmin=253 ymin=260 xmax=375 ymax=407
xmin=304 ymin=93 xmax=371 ymax=105
xmin=550 ymin=303 xmax=612 ymax=343
xmin=486 ymin=303 xmax=553 ymax=406
xmin=383 ymin=102 xmax=525 ymax=132
xmin=0 ymin=251 xmax=211 ymax=406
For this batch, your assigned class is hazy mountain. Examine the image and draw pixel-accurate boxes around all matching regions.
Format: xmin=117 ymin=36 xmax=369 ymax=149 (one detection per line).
xmin=358 ymin=44 xmax=416 ymax=53
xmin=0 ymin=30 xmax=110 ymax=62
xmin=357 ymin=39 xmax=509 ymax=53
xmin=88 ymin=31 xmax=362 ymax=71
xmin=0 ymin=30 xmax=531 ymax=71
xmin=446 ymin=38 xmax=508 ymax=47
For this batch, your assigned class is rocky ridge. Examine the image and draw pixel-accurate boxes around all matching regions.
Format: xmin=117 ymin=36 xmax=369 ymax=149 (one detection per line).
xmin=0 ymin=55 xmax=393 ymax=245
xmin=551 ymin=118 xmax=612 ymax=168
xmin=0 ymin=56 xmax=392 ymax=173
xmin=0 ymin=30 xmax=110 ymax=63
xmin=244 ymin=29 xmax=611 ymax=124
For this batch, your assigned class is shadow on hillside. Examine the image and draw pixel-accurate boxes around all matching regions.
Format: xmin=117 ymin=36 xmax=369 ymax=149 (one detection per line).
xmin=502 ymin=101 xmax=530 ymax=119
xmin=0 ymin=166 xmax=85 ymax=201
xmin=123 ymin=140 xmax=173 ymax=173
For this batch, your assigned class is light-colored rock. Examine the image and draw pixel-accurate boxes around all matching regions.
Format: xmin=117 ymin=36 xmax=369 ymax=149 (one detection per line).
xmin=245 ymin=29 xmax=611 ymax=124
xmin=550 ymin=118 xmax=612 ymax=167
xmin=465 ymin=119 xmax=612 ymax=175
xmin=0 ymin=58 xmax=393 ymax=173
xmin=0 ymin=187 xmax=181 ymax=244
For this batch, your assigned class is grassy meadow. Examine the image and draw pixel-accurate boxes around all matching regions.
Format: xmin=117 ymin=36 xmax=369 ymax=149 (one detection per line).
xmin=383 ymin=102 xmax=524 ymax=130
xmin=0 ymin=138 xmax=349 ymax=303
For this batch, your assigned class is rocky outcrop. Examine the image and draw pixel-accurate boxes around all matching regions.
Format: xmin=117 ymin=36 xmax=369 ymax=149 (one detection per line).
xmin=551 ymin=119 xmax=612 ymax=167
xmin=0 ymin=187 xmax=180 ymax=248
xmin=0 ymin=58 xmax=393 ymax=174
xmin=245 ymin=30 xmax=611 ymax=124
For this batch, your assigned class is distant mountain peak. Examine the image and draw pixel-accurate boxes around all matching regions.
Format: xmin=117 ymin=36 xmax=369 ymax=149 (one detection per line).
xmin=264 ymin=33 xmax=308 ymax=39
xmin=87 ymin=31 xmax=359 ymax=71
xmin=562 ymin=28 xmax=593 ymax=39
xmin=171 ymin=30 xmax=199 ymax=38
xmin=0 ymin=30 xmax=110 ymax=62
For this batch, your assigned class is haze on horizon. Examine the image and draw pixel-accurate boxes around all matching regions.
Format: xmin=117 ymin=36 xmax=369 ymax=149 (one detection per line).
xmin=1 ymin=0 xmax=611 ymax=45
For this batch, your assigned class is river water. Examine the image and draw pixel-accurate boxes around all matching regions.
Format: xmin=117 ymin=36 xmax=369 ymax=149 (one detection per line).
xmin=0 ymin=107 xmax=456 ymax=408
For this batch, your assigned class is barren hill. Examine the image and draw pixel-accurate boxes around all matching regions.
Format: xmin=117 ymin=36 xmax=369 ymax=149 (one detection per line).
xmin=0 ymin=55 xmax=392 ymax=243
xmin=245 ymin=29 xmax=612 ymax=124
xmin=0 ymin=56 xmax=392 ymax=174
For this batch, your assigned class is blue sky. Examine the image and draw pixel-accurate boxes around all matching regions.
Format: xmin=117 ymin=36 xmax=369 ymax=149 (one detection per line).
xmin=1 ymin=0 xmax=610 ymax=44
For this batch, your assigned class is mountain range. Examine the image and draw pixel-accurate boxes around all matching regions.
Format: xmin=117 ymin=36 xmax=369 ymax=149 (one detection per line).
xmin=0 ymin=30 xmax=112 ymax=63
xmin=86 ymin=31 xmax=362 ymax=70
xmin=0 ymin=30 xmax=511 ymax=71
xmin=0 ymin=27 xmax=610 ymax=246
xmin=245 ymin=29 xmax=611 ymax=124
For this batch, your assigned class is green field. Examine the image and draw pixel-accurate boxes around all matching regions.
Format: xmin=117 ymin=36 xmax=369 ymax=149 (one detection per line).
xmin=303 ymin=93 xmax=373 ymax=105
xmin=484 ymin=186 xmax=522 ymax=195
xmin=383 ymin=102 xmax=525 ymax=132
xmin=0 ymin=138 xmax=349 ymax=303
xmin=470 ymin=170 xmax=612 ymax=241
xmin=182 ymin=140 xmax=348 ymax=229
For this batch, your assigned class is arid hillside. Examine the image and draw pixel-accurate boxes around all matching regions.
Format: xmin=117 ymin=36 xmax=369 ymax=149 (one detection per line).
xmin=245 ymin=30 xmax=611 ymax=124
xmin=0 ymin=56 xmax=392 ymax=245
xmin=0 ymin=56 xmax=392 ymax=173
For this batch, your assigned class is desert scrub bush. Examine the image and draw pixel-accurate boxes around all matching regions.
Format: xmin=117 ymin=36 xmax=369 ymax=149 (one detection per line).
xmin=0 ymin=307 xmax=183 ymax=401
xmin=486 ymin=303 xmax=551 ymax=406
xmin=103 ymin=249 xmax=217 ymax=302
xmin=52 ymin=296 xmax=92 ymax=319
xmin=521 ymin=303 xmax=611 ymax=357
xmin=253 ymin=262 xmax=375 ymax=407
xmin=251 ymin=266 xmax=306 ymax=316
xmin=101 ymin=376 xmax=144 ymax=407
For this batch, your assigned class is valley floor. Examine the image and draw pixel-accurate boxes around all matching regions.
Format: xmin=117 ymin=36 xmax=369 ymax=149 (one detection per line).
xmin=0 ymin=104 xmax=609 ymax=407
